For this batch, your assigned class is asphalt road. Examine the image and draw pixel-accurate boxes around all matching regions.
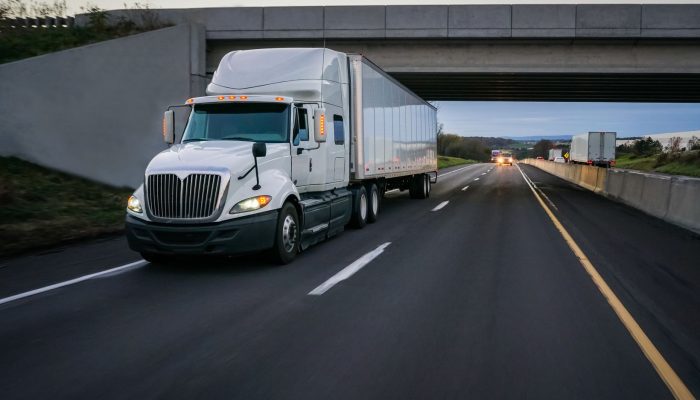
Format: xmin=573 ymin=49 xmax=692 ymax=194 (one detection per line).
xmin=0 ymin=163 xmax=698 ymax=399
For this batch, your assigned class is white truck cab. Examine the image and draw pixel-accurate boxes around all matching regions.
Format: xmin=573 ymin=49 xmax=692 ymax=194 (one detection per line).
xmin=126 ymin=48 xmax=437 ymax=263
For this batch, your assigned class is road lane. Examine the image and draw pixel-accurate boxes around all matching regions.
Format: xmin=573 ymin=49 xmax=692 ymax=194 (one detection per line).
xmin=0 ymin=162 xmax=691 ymax=399
xmin=520 ymin=163 xmax=700 ymax=396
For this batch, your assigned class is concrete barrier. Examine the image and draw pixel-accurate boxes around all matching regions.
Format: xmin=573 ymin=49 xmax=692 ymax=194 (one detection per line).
xmin=667 ymin=177 xmax=700 ymax=232
xmin=521 ymin=159 xmax=700 ymax=234
xmin=0 ymin=24 xmax=206 ymax=188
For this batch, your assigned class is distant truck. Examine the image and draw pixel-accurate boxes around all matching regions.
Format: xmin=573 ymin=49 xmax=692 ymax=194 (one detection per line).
xmin=490 ymin=149 xmax=501 ymax=162
xmin=125 ymin=48 xmax=437 ymax=264
xmin=496 ymin=151 xmax=514 ymax=166
xmin=548 ymin=148 xmax=563 ymax=161
xmin=570 ymin=132 xmax=616 ymax=167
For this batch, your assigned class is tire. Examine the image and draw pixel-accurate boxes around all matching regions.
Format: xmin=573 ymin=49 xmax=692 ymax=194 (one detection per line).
xmin=350 ymin=185 xmax=368 ymax=229
xmin=425 ymin=175 xmax=431 ymax=198
xmin=409 ymin=174 xmax=428 ymax=199
xmin=366 ymin=183 xmax=380 ymax=223
xmin=140 ymin=252 xmax=173 ymax=265
xmin=272 ymin=202 xmax=300 ymax=264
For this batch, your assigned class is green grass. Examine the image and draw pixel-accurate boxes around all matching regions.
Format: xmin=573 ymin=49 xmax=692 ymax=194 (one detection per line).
xmin=615 ymin=151 xmax=700 ymax=178
xmin=0 ymin=157 xmax=132 ymax=257
xmin=614 ymin=153 xmax=657 ymax=172
xmin=438 ymin=156 xmax=477 ymax=169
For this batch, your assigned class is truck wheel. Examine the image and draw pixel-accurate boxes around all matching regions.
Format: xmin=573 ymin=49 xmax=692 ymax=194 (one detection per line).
xmin=366 ymin=183 xmax=380 ymax=223
xmin=425 ymin=175 xmax=431 ymax=198
xmin=350 ymin=186 xmax=368 ymax=229
xmin=410 ymin=174 xmax=428 ymax=199
xmin=272 ymin=203 xmax=299 ymax=264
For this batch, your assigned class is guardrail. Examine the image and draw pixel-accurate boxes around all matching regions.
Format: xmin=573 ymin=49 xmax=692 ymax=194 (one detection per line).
xmin=521 ymin=159 xmax=700 ymax=234
xmin=1 ymin=17 xmax=75 ymax=28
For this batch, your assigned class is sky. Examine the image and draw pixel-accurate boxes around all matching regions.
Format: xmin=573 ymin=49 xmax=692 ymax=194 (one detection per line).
xmin=435 ymin=102 xmax=700 ymax=138
xmin=60 ymin=0 xmax=700 ymax=138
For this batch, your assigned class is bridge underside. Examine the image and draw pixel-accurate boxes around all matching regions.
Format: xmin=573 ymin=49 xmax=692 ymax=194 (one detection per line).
xmin=392 ymin=73 xmax=700 ymax=102
xmin=207 ymin=39 xmax=700 ymax=102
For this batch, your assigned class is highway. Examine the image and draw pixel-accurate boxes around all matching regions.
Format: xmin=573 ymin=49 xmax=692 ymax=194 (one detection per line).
xmin=0 ymin=163 xmax=698 ymax=399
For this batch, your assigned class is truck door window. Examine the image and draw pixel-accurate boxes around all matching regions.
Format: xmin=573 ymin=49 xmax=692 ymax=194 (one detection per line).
xmin=333 ymin=115 xmax=344 ymax=145
xmin=293 ymin=108 xmax=309 ymax=146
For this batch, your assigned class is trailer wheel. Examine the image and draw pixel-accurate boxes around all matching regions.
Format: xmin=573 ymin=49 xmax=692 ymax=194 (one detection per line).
xmin=409 ymin=174 xmax=428 ymax=199
xmin=272 ymin=202 xmax=299 ymax=264
xmin=425 ymin=175 xmax=431 ymax=198
xmin=350 ymin=186 xmax=368 ymax=229
xmin=366 ymin=183 xmax=380 ymax=223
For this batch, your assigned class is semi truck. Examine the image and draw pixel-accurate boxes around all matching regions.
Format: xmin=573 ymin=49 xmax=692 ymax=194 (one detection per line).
xmin=548 ymin=148 xmax=562 ymax=161
xmin=125 ymin=48 xmax=438 ymax=264
xmin=570 ymin=132 xmax=616 ymax=166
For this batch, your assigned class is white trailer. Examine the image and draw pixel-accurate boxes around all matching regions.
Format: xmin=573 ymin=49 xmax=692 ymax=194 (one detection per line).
xmin=570 ymin=132 xmax=617 ymax=166
xmin=126 ymin=48 xmax=437 ymax=264
xmin=548 ymin=148 xmax=562 ymax=161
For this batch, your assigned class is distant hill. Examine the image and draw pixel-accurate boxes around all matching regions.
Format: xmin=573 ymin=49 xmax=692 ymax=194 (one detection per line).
xmin=502 ymin=135 xmax=572 ymax=141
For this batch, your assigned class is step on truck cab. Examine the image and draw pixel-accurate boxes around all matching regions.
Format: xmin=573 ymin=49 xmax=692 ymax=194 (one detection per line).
xmin=126 ymin=48 xmax=438 ymax=264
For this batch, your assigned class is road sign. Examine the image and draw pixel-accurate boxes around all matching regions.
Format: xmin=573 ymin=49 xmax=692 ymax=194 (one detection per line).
xmin=564 ymin=152 xmax=569 ymax=159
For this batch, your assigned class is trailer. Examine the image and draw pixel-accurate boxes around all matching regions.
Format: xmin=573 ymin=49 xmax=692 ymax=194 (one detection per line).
xmin=548 ymin=148 xmax=562 ymax=161
xmin=570 ymin=132 xmax=616 ymax=166
xmin=126 ymin=48 xmax=437 ymax=264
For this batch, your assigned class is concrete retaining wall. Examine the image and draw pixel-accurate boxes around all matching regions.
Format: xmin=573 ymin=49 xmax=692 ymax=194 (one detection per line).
xmin=522 ymin=159 xmax=700 ymax=233
xmin=0 ymin=24 xmax=206 ymax=188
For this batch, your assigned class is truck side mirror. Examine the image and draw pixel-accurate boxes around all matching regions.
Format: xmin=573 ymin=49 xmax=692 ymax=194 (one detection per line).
xmin=253 ymin=142 xmax=267 ymax=158
xmin=314 ymin=108 xmax=327 ymax=143
xmin=163 ymin=110 xmax=175 ymax=144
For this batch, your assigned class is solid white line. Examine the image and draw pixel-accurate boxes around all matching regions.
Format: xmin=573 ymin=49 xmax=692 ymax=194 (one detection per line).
xmin=0 ymin=260 xmax=147 ymax=306
xmin=385 ymin=189 xmax=399 ymax=194
xmin=309 ymin=243 xmax=391 ymax=295
xmin=461 ymin=185 xmax=470 ymax=191
xmin=438 ymin=165 xmax=474 ymax=178
xmin=431 ymin=201 xmax=449 ymax=211
xmin=474 ymin=177 xmax=480 ymax=181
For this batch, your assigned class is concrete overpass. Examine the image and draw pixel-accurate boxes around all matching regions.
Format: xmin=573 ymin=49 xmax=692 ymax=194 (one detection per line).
xmin=92 ymin=4 xmax=700 ymax=101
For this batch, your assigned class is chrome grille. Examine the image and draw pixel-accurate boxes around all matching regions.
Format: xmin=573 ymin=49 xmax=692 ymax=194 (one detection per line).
xmin=147 ymin=173 xmax=222 ymax=219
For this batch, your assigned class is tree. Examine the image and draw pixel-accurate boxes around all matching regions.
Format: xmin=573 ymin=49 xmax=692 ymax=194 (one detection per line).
xmin=632 ymin=137 xmax=662 ymax=156
xmin=533 ymin=140 xmax=554 ymax=158
xmin=666 ymin=136 xmax=682 ymax=153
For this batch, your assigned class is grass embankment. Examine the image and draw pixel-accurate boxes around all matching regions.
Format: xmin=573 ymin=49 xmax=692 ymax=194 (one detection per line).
xmin=615 ymin=151 xmax=700 ymax=178
xmin=0 ymin=157 xmax=132 ymax=257
xmin=438 ymin=156 xmax=477 ymax=169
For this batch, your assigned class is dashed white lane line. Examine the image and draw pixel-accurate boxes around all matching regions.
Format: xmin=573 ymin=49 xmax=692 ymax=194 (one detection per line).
xmin=309 ymin=243 xmax=391 ymax=295
xmin=461 ymin=185 xmax=470 ymax=191
xmin=481 ymin=172 xmax=487 ymax=175
xmin=0 ymin=260 xmax=147 ymax=306
xmin=474 ymin=177 xmax=480 ymax=181
xmin=431 ymin=201 xmax=450 ymax=211
xmin=438 ymin=165 xmax=475 ymax=178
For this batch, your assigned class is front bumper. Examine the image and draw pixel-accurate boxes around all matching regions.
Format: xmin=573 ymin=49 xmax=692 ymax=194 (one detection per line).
xmin=126 ymin=211 xmax=278 ymax=256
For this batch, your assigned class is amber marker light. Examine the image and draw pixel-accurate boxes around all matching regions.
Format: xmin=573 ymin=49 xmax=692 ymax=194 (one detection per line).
xmin=319 ymin=114 xmax=325 ymax=136
xmin=240 ymin=96 xmax=249 ymax=100
xmin=275 ymin=97 xmax=285 ymax=101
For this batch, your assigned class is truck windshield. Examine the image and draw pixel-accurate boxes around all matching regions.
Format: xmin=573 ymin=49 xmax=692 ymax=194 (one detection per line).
xmin=181 ymin=102 xmax=290 ymax=143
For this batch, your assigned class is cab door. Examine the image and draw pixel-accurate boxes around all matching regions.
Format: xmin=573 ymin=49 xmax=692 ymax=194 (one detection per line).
xmin=291 ymin=106 xmax=312 ymax=191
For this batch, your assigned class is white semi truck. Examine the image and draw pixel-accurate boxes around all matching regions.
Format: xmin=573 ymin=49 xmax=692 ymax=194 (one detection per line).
xmin=548 ymin=148 xmax=562 ymax=161
xmin=126 ymin=48 xmax=437 ymax=264
xmin=570 ymin=132 xmax=616 ymax=167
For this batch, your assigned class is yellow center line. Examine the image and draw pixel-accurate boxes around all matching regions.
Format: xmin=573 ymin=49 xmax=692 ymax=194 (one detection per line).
xmin=515 ymin=163 xmax=694 ymax=400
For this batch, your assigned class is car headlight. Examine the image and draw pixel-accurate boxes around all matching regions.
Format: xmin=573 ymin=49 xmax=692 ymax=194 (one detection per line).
xmin=230 ymin=195 xmax=272 ymax=214
xmin=127 ymin=195 xmax=142 ymax=213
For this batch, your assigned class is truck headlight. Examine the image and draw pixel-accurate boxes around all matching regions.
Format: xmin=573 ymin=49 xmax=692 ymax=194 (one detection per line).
xmin=127 ymin=195 xmax=142 ymax=213
xmin=230 ymin=195 xmax=272 ymax=214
